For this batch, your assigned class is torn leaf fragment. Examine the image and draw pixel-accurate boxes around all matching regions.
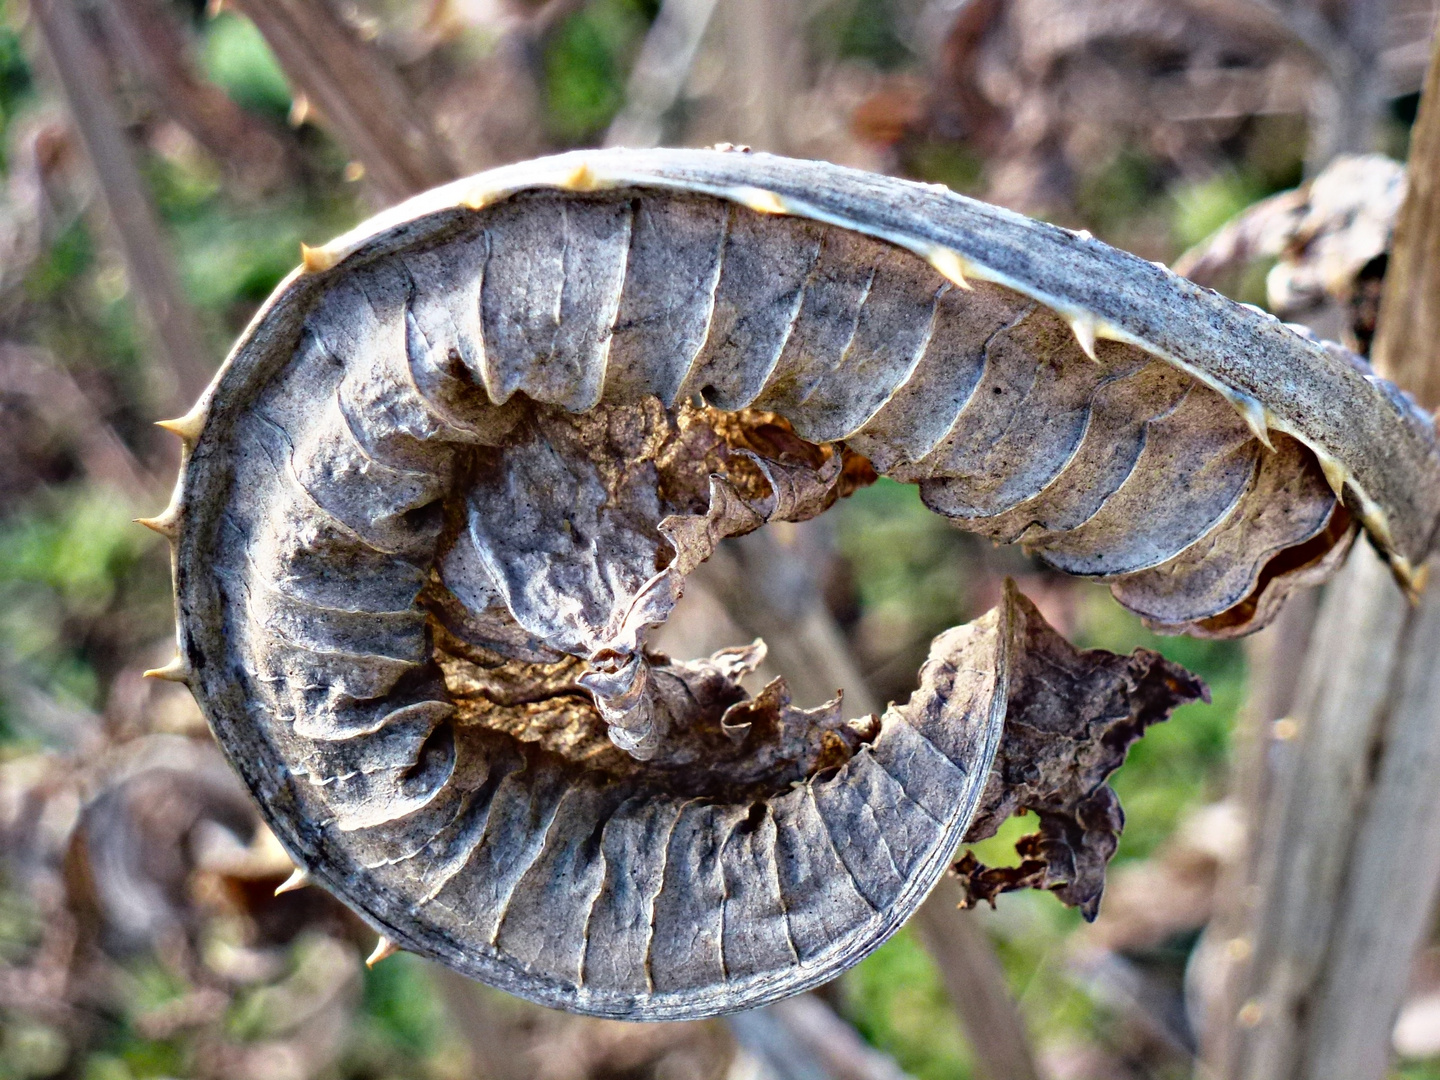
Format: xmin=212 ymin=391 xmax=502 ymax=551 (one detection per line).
xmin=955 ymin=585 xmax=1209 ymax=919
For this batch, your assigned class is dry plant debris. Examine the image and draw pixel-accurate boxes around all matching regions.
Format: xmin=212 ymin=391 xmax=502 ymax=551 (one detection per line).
xmin=1174 ymin=153 xmax=1406 ymax=355
xmin=927 ymin=0 xmax=1315 ymax=210
xmin=142 ymin=148 xmax=1440 ymax=1018
xmin=954 ymin=588 xmax=1207 ymax=919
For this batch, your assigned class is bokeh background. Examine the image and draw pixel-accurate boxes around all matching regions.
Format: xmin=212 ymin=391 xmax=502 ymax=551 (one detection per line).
xmin=0 ymin=1 xmax=1436 ymax=1078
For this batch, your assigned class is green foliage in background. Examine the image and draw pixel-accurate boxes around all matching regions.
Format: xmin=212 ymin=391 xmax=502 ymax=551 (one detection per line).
xmin=544 ymin=0 xmax=659 ymax=143
xmin=201 ymin=12 xmax=292 ymax=119
xmin=903 ymin=140 xmax=986 ymax=197
xmin=0 ymin=0 xmax=30 ymax=171
xmin=1170 ymin=170 xmax=1268 ymax=254
xmin=358 ymin=953 xmax=451 ymax=1058
xmin=816 ymin=0 xmax=912 ymax=70
xmin=846 ymin=929 xmax=976 ymax=1080
xmin=0 ymin=488 xmax=168 ymax=741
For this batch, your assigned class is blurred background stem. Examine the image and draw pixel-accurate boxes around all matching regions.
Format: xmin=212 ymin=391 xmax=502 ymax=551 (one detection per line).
xmin=30 ymin=0 xmax=213 ymax=418
xmin=1200 ymin=24 xmax=1440 ymax=1080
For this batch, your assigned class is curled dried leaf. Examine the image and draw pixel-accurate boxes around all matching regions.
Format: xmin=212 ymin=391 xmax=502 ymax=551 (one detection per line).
xmin=155 ymin=148 xmax=1438 ymax=1019
xmin=956 ymin=586 xmax=1208 ymax=919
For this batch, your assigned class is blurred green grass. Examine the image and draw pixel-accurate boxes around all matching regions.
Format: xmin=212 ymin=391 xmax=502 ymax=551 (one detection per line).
xmin=544 ymin=0 xmax=659 ymax=142
xmin=201 ymin=12 xmax=292 ymax=120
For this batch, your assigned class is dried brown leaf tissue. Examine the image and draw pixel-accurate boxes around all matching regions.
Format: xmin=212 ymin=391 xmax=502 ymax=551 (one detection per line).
xmin=142 ymin=148 xmax=1440 ymax=1018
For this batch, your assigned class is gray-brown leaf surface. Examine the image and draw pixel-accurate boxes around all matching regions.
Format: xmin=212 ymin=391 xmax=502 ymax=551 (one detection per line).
xmin=954 ymin=585 xmax=1208 ymax=918
xmin=153 ymin=148 xmax=1440 ymax=1019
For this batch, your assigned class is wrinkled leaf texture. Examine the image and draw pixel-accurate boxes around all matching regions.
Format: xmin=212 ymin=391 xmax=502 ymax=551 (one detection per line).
xmin=153 ymin=149 xmax=1440 ymax=1018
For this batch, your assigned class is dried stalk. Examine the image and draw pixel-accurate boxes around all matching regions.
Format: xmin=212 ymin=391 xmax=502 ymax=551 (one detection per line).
xmin=728 ymin=993 xmax=917 ymax=1080
xmin=911 ymin=877 xmax=1043 ymax=1080
xmin=1284 ymin=0 xmax=1391 ymax=168
xmin=30 ymin=0 xmax=214 ymax=414
xmin=708 ymin=0 xmax=801 ymax=153
xmin=1203 ymin=0 xmax=1392 ymax=168
xmin=100 ymin=0 xmax=293 ymax=194
xmin=226 ymin=0 xmax=457 ymax=204
xmin=1372 ymin=27 xmax=1440 ymax=405
xmin=1203 ymin=26 xmax=1440 ymax=1080
xmin=0 ymin=342 xmax=158 ymax=501
xmin=604 ymin=0 xmax=722 ymax=149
